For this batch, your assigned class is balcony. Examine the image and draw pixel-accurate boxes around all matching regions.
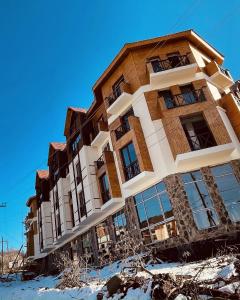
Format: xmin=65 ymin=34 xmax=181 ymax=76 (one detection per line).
xmin=205 ymin=61 xmax=233 ymax=89
xmin=91 ymin=120 xmax=109 ymax=147
xmin=96 ymin=154 xmax=104 ymax=169
xmin=176 ymin=143 xmax=235 ymax=171
xmin=106 ymin=82 xmax=132 ymax=115
xmin=115 ymin=121 xmax=131 ymax=140
xmin=147 ymin=54 xmax=198 ymax=87
xmin=162 ymin=88 xmax=206 ymax=109
xmin=123 ymin=160 xmax=141 ymax=181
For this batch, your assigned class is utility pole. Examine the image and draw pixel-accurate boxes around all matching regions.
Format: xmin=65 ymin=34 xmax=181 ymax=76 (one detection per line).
xmin=0 ymin=203 xmax=7 ymax=275
xmin=1 ymin=237 xmax=3 ymax=275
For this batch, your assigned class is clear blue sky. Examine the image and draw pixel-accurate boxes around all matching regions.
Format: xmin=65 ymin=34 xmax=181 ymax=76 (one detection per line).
xmin=0 ymin=0 xmax=240 ymax=250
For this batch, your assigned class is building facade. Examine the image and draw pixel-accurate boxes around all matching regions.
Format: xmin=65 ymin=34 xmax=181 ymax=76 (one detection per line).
xmin=25 ymin=30 xmax=240 ymax=267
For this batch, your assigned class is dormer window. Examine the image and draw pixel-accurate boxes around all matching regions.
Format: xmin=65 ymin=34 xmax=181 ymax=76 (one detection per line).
xmin=71 ymin=134 xmax=81 ymax=154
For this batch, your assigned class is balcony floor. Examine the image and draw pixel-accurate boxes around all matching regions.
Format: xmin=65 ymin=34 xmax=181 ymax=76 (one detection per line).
xmin=175 ymin=143 xmax=235 ymax=172
xmin=150 ymin=63 xmax=198 ymax=87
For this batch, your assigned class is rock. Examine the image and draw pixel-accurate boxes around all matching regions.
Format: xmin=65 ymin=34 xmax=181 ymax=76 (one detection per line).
xmin=106 ymin=275 xmax=123 ymax=296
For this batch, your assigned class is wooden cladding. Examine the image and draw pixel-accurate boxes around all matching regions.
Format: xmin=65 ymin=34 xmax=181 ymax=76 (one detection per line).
xmin=220 ymin=93 xmax=240 ymax=141
xmin=95 ymin=150 xmax=122 ymax=203
xmin=110 ymin=115 xmax=153 ymax=183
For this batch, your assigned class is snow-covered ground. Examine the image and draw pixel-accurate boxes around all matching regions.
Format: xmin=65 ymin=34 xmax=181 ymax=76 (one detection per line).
xmin=0 ymin=255 xmax=239 ymax=300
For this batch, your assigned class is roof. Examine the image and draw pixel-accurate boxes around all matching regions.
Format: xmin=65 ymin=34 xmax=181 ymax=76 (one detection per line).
xmin=26 ymin=195 xmax=37 ymax=207
xmin=48 ymin=142 xmax=66 ymax=165
xmin=64 ymin=107 xmax=87 ymax=137
xmin=50 ymin=142 xmax=66 ymax=151
xmin=93 ymin=29 xmax=224 ymax=92
xmin=36 ymin=170 xmax=49 ymax=180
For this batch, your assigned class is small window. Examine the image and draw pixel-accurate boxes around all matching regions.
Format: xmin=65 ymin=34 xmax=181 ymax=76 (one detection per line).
xmin=68 ymin=191 xmax=75 ymax=227
xmin=75 ymin=161 xmax=82 ymax=185
xmin=78 ymin=191 xmax=86 ymax=218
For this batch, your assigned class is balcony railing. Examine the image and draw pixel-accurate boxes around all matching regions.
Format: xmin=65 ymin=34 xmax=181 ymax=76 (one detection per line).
xmin=219 ymin=66 xmax=231 ymax=78
xmin=115 ymin=121 xmax=131 ymax=140
xmin=96 ymin=154 xmax=104 ymax=169
xmin=105 ymin=82 xmax=131 ymax=108
xmin=124 ymin=160 xmax=141 ymax=181
xmin=101 ymin=190 xmax=111 ymax=204
xmin=233 ymin=94 xmax=240 ymax=106
xmin=163 ymin=88 xmax=206 ymax=109
xmin=186 ymin=131 xmax=217 ymax=151
xmin=150 ymin=54 xmax=190 ymax=73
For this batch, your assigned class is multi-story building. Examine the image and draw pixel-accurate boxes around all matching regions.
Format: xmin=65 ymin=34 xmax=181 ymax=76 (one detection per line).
xmin=25 ymin=30 xmax=240 ymax=268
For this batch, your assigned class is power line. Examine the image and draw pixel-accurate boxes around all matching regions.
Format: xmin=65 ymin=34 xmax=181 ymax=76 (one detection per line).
xmin=6 ymin=2 xmax=238 ymax=199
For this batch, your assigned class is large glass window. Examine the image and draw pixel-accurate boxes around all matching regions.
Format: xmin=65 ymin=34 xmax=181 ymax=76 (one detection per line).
xmin=211 ymin=163 xmax=240 ymax=222
xmin=121 ymin=142 xmax=140 ymax=181
xmin=96 ymin=221 xmax=110 ymax=251
xmin=134 ymin=182 xmax=178 ymax=244
xmin=182 ymin=171 xmax=219 ymax=230
xmin=80 ymin=231 xmax=94 ymax=264
xmin=112 ymin=210 xmax=127 ymax=240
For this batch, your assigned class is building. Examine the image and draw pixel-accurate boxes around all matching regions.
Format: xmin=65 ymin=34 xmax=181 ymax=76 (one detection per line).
xmin=25 ymin=29 xmax=240 ymax=268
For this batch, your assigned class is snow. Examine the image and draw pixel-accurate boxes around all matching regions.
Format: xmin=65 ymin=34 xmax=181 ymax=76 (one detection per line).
xmin=0 ymin=255 xmax=238 ymax=300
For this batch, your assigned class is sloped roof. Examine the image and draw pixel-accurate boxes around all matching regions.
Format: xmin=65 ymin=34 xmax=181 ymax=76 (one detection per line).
xmin=64 ymin=107 xmax=87 ymax=137
xmin=50 ymin=142 xmax=66 ymax=151
xmin=93 ymin=29 xmax=224 ymax=92
xmin=36 ymin=170 xmax=49 ymax=180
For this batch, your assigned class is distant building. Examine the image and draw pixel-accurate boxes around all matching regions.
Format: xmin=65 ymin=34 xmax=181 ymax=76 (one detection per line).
xmin=25 ymin=30 xmax=240 ymax=270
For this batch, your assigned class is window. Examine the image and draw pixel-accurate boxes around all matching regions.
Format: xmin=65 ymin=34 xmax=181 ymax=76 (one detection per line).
xmin=167 ymin=52 xmax=181 ymax=68
xmin=181 ymin=114 xmax=217 ymax=151
xmin=71 ymin=134 xmax=81 ymax=155
xmin=56 ymin=213 xmax=61 ymax=237
xmin=79 ymin=191 xmax=86 ymax=218
xmin=68 ymin=191 xmax=75 ymax=227
xmin=100 ymin=173 xmax=110 ymax=204
xmin=112 ymin=75 xmax=125 ymax=99
xmin=121 ymin=108 xmax=134 ymax=131
xmin=96 ymin=221 xmax=111 ymax=251
xmin=115 ymin=108 xmax=134 ymax=140
xmin=121 ymin=142 xmax=140 ymax=181
xmin=112 ymin=210 xmax=127 ymax=240
xmin=180 ymin=84 xmax=196 ymax=104
xmin=134 ymin=182 xmax=178 ymax=244
xmin=75 ymin=161 xmax=82 ymax=185
xmin=54 ymin=190 xmax=59 ymax=210
xmin=38 ymin=207 xmax=43 ymax=249
xmin=182 ymin=170 xmax=219 ymax=230
xmin=80 ymin=231 xmax=94 ymax=264
xmin=211 ymin=163 xmax=240 ymax=222
xmin=159 ymin=90 xmax=175 ymax=109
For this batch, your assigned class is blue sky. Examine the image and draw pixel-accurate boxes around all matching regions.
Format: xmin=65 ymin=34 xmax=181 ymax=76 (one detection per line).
xmin=0 ymin=0 xmax=240 ymax=250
